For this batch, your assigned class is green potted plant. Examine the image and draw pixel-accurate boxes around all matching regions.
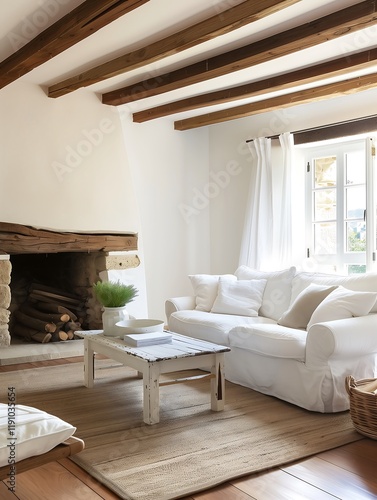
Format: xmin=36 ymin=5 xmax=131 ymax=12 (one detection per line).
xmin=93 ymin=280 xmax=138 ymax=336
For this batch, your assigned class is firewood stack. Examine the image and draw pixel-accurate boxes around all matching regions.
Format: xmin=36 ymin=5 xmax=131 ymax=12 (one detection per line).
xmin=12 ymin=283 xmax=86 ymax=343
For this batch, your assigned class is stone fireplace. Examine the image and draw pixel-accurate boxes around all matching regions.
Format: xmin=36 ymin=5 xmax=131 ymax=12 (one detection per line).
xmin=0 ymin=222 xmax=138 ymax=347
xmin=0 ymin=255 xmax=11 ymax=346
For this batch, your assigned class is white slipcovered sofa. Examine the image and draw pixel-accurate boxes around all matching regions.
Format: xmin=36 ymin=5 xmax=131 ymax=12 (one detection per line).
xmin=165 ymin=267 xmax=377 ymax=413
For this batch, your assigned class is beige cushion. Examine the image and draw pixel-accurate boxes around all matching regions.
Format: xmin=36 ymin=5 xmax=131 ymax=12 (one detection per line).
xmin=278 ymin=284 xmax=338 ymax=329
xmin=188 ymin=274 xmax=236 ymax=312
xmin=307 ymin=286 xmax=377 ymax=329
xmin=291 ymin=272 xmax=377 ymax=313
xmin=211 ymin=278 xmax=267 ymax=317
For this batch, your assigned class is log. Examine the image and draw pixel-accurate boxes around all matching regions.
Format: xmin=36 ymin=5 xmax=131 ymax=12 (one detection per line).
xmin=58 ymin=313 xmax=71 ymax=323
xmin=29 ymin=288 xmax=82 ymax=307
xmin=12 ymin=323 xmax=52 ymax=343
xmin=20 ymin=303 xmax=71 ymax=323
xmin=51 ymin=329 xmax=69 ymax=342
xmin=28 ymin=292 xmax=83 ymax=311
xmin=33 ymin=302 xmax=78 ymax=321
xmin=63 ymin=321 xmax=81 ymax=338
xmin=66 ymin=330 xmax=75 ymax=340
xmin=30 ymin=282 xmax=81 ymax=300
xmin=63 ymin=321 xmax=82 ymax=333
xmin=31 ymin=332 xmax=53 ymax=343
xmin=13 ymin=310 xmax=56 ymax=333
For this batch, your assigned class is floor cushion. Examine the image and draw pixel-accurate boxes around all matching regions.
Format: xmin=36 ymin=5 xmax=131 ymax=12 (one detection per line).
xmin=0 ymin=404 xmax=76 ymax=466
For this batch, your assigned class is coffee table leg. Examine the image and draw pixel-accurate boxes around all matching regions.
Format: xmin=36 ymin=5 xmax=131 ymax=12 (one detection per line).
xmin=143 ymin=363 xmax=160 ymax=425
xmin=211 ymin=353 xmax=225 ymax=411
xmin=84 ymin=339 xmax=94 ymax=389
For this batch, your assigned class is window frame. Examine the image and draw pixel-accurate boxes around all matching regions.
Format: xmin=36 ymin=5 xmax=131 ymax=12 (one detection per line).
xmin=303 ymin=137 xmax=374 ymax=274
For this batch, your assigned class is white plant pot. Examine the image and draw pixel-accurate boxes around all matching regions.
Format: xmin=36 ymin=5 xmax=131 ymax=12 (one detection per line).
xmin=102 ymin=306 xmax=129 ymax=336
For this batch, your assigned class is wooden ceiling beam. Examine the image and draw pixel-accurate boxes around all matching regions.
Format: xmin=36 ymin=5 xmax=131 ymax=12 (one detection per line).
xmin=133 ymin=48 xmax=377 ymax=122
xmin=102 ymin=0 xmax=377 ymax=106
xmin=0 ymin=0 xmax=149 ymax=91
xmin=48 ymin=0 xmax=300 ymax=98
xmin=174 ymin=71 xmax=377 ymax=130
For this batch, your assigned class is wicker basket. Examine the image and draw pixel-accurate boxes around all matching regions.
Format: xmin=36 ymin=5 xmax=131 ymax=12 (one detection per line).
xmin=345 ymin=376 xmax=377 ymax=440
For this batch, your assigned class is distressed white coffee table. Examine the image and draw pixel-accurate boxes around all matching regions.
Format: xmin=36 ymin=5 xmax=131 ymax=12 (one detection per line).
xmin=76 ymin=330 xmax=231 ymax=425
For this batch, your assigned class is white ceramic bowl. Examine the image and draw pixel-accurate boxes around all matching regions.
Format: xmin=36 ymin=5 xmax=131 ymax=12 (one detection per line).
xmin=115 ymin=319 xmax=164 ymax=334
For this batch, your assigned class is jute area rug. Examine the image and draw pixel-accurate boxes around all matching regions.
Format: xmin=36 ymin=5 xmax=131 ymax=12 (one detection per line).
xmin=0 ymin=359 xmax=361 ymax=500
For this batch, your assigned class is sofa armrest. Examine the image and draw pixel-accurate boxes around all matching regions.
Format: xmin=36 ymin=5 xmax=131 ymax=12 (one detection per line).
xmin=165 ymin=296 xmax=196 ymax=321
xmin=306 ymin=314 xmax=377 ymax=365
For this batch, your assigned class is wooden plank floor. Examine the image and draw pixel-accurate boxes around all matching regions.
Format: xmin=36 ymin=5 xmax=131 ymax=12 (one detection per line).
xmin=1 ymin=358 xmax=377 ymax=499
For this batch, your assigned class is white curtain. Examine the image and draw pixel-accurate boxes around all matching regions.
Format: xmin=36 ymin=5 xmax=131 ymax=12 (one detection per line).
xmin=239 ymin=133 xmax=293 ymax=270
xmin=239 ymin=137 xmax=273 ymax=269
xmin=277 ymin=132 xmax=293 ymax=267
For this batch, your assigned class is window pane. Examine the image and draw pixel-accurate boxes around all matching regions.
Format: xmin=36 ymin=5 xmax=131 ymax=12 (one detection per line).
xmin=314 ymin=156 xmax=336 ymax=188
xmin=347 ymin=264 xmax=366 ymax=274
xmin=345 ymin=186 xmax=365 ymax=219
xmin=345 ymin=151 xmax=365 ymax=185
xmin=314 ymin=222 xmax=336 ymax=253
xmin=346 ymin=221 xmax=366 ymax=252
xmin=314 ymin=189 xmax=336 ymax=221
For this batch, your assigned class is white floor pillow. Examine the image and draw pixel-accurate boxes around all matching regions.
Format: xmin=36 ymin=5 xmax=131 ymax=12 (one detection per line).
xmin=0 ymin=403 xmax=76 ymax=466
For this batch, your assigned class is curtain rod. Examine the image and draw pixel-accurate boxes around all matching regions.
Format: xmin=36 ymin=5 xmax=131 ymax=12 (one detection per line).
xmin=245 ymin=114 xmax=377 ymax=143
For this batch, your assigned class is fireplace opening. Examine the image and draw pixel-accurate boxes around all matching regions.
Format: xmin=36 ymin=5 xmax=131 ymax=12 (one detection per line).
xmin=9 ymin=252 xmax=104 ymax=344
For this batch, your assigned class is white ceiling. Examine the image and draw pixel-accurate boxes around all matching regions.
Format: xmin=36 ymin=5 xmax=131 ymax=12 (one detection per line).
xmin=1 ymin=0 xmax=376 ymax=122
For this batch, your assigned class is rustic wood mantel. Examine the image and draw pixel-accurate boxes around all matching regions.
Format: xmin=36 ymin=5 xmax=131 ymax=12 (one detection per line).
xmin=0 ymin=222 xmax=137 ymax=255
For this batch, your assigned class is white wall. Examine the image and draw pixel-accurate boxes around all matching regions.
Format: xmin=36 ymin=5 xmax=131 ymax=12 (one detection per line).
xmin=119 ymin=112 xmax=210 ymax=320
xmin=0 ymin=81 xmax=139 ymax=233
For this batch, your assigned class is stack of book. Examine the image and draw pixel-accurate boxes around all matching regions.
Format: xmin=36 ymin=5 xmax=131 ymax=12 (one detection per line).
xmin=123 ymin=331 xmax=173 ymax=347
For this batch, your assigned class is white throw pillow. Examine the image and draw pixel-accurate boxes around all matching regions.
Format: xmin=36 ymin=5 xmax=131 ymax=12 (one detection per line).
xmin=0 ymin=404 xmax=76 ymax=467
xmin=234 ymin=266 xmax=296 ymax=320
xmin=278 ymin=283 xmax=338 ymax=329
xmin=189 ymin=274 xmax=236 ymax=312
xmin=307 ymin=286 xmax=377 ymax=330
xmin=292 ymin=271 xmax=377 ymax=313
xmin=211 ymin=278 xmax=267 ymax=316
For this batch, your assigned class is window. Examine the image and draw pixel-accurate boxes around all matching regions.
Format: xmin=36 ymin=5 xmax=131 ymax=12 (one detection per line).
xmin=304 ymin=138 xmax=375 ymax=275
